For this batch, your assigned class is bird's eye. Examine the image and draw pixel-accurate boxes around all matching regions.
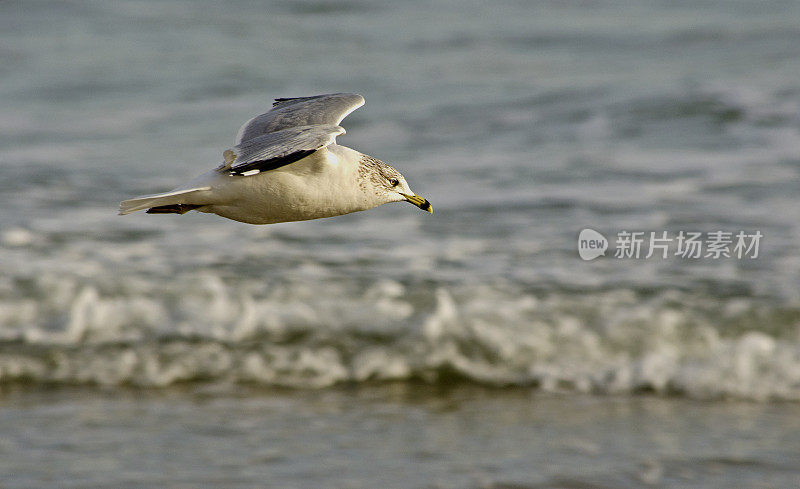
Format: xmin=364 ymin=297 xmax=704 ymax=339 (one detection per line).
xmin=389 ymin=178 xmax=399 ymax=187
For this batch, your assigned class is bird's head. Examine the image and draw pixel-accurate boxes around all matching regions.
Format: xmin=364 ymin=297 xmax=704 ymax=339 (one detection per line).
xmin=360 ymin=157 xmax=432 ymax=214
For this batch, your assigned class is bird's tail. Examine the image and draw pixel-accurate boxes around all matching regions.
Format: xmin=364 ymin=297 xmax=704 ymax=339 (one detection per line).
xmin=118 ymin=187 xmax=211 ymax=215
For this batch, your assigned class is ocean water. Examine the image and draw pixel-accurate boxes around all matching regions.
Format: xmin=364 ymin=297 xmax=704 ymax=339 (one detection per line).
xmin=2 ymin=0 xmax=800 ymax=487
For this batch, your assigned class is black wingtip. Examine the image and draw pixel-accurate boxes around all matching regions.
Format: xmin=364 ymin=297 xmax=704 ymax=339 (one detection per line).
xmin=146 ymin=204 xmax=200 ymax=214
xmin=272 ymin=97 xmax=294 ymax=107
xmin=272 ymin=93 xmax=356 ymax=107
xmin=228 ymin=149 xmax=317 ymax=175
xmin=272 ymin=95 xmax=317 ymax=107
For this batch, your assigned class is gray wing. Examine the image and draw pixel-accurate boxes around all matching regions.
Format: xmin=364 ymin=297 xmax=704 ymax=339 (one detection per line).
xmin=234 ymin=93 xmax=364 ymax=145
xmin=222 ymin=124 xmax=345 ymax=176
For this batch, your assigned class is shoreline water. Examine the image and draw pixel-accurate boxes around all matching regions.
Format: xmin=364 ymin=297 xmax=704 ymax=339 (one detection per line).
xmin=2 ymin=384 xmax=799 ymax=489
xmin=3 ymin=0 xmax=800 ymax=486
xmin=2 ymin=0 xmax=800 ymax=402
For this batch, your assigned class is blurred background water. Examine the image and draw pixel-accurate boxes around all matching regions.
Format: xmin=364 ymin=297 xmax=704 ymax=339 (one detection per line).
xmin=1 ymin=0 xmax=800 ymax=487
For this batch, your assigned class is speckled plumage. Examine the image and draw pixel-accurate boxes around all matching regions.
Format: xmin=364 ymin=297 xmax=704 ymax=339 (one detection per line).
xmin=357 ymin=155 xmax=403 ymax=191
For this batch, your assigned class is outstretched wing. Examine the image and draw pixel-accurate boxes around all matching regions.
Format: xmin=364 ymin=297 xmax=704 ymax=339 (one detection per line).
xmin=222 ymin=124 xmax=345 ymax=176
xmin=234 ymin=93 xmax=364 ymax=145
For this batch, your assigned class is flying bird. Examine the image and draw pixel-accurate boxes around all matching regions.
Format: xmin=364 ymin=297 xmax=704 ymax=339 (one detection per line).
xmin=119 ymin=93 xmax=432 ymax=224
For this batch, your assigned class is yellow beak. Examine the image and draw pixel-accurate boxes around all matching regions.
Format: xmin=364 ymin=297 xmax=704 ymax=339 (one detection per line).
xmin=401 ymin=193 xmax=433 ymax=213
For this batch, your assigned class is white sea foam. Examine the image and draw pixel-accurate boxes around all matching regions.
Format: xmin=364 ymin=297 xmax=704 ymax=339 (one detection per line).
xmin=0 ymin=228 xmax=35 ymax=247
xmin=1 ymin=271 xmax=799 ymax=400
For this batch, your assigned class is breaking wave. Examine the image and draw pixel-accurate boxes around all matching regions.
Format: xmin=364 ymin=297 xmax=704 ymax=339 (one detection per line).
xmin=1 ymin=272 xmax=799 ymax=401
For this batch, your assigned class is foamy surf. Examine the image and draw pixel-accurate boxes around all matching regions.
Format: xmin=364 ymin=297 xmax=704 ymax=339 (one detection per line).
xmin=1 ymin=272 xmax=798 ymax=400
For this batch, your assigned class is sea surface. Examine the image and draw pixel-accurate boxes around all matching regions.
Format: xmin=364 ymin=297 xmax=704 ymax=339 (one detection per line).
xmin=1 ymin=0 xmax=800 ymax=487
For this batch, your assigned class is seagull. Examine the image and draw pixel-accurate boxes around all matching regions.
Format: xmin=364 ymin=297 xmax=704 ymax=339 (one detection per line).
xmin=119 ymin=93 xmax=432 ymax=224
